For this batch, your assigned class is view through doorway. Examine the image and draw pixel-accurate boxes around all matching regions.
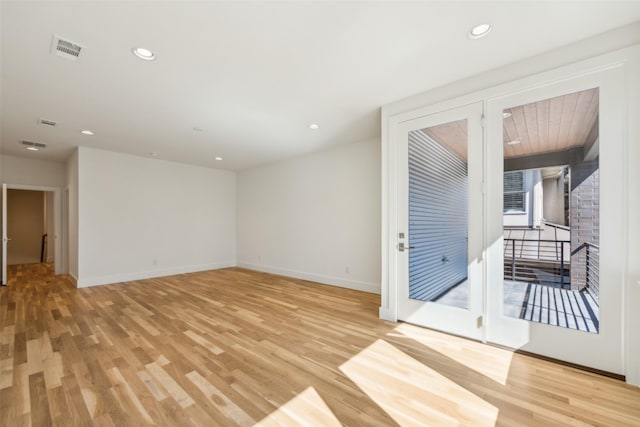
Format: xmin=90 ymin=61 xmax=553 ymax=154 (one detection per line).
xmin=501 ymin=88 xmax=600 ymax=334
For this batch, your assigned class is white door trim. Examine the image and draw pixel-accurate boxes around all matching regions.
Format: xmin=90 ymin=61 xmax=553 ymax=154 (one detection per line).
xmin=2 ymin=184 xmax=6 ymax=285
xmin=3 ymin=184 xmax=64 ymax=276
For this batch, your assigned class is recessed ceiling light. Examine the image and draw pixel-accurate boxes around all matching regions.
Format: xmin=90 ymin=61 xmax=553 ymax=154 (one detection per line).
xmin=507 ymin=140 xmax=521 ymax=145
xmin=503 ymin=111 xmax=512 ymax=119
xmin=149 ymin=152 xmax=159 ymax=157
xmin=468 ymin=24 xmax=492 ymax=39
xmin=81 ymin=130 xmax=94 ymax=135
xmin=26 ymin=146 xmax=40 ymax=151
xmin=215 ymin=156 xmax=223 ymax=161
xmin=132 ymin=47 xmax=155 ymax=61
xmin=309 ymin=123 xmax=319 ymax=130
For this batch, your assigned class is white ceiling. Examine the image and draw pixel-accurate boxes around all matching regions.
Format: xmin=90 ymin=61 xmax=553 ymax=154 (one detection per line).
xmin=2 ymin=2 xmax=639 ymax=171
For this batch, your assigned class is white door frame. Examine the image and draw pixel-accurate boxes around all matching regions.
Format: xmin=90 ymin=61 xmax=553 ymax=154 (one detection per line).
xmin=2 ymin=184 xmax=64 ymax=276
xmin=2 ymin=184 xmax=6 ymax=285
xmin=381 ymin=45 xmax=640 ymax=385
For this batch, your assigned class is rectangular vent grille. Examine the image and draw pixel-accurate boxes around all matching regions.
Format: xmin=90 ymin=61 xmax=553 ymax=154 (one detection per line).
xmin=20 ymin=140 xmax=47 ymax=149
xmin=51 ymin=35 xmax=83 ymax=61
xmin=39 ymin=118 xmax=57 ymax=127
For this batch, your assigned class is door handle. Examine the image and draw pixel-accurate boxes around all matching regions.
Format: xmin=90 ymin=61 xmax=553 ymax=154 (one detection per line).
xmin=397 ymin=242 xmax=415 ymax=252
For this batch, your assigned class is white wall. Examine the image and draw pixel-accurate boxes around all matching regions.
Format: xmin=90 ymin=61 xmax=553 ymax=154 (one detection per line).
xmin=76 ymin=147 xmax=236 ymax=287
xmin=1 ymin=154 xmax=66 ymax=187
xmin=66 ymin=150 xmax=79 ymax=279
xmin=625 ymin=40 xmax=640 ymax=387
xmin=237 ymin=139 xmax=381 ymax=293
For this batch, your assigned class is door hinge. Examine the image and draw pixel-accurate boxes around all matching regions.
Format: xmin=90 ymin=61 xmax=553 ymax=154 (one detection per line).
xmin=481 ymin=114 xmax=486 ymax=128
xmin=477 ymin=316 xmax=484 ymax=328
xmin=481 ymin=181 xmax=486 ymax=194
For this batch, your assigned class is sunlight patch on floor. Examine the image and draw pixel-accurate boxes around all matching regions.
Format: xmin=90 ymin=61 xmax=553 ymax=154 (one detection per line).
xmin=340 ymin=339 xmax=498 ymax=427
xmin=392 ymin=323 xmax=514 ymax=385
xmin=255 ymin=387 xmax=341 ymax=427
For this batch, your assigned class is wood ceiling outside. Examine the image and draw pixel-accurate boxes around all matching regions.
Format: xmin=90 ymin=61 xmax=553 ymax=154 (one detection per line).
xmin=418 ymin=88 xmax=599 ymax=162
xmin=503 ymin=87 xmax=599 ymax=159
xmin=422 ymin=119 xmax=468 ymax=162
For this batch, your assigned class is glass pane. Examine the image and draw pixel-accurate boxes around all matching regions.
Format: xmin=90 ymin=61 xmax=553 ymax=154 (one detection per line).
xmin=408 ymin=119 xmax=469 ymax=309
xmin=502 ymin=88 xmax=600 ymax=333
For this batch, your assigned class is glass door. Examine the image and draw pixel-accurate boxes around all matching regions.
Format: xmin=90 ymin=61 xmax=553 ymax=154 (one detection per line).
xmin=486 ymin=68 xmax=625 ymax=375
xmin=396 ymin=102 xmax=484 ymax=340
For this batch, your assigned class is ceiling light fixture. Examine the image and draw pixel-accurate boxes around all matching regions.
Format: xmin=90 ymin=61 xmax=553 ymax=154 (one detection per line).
xmin=468 ymin=24 xmax=492 ymax=39
xmin=309 ymin=123 xmax=319 ymax=130
xmin=81 ymin=130 xmax=94 ymax=135
xmin=26 ymin=146 xmax=40 ymax=151
xmin=215 ymin=156 xmax=223 ymax=161
xmin=507 ymin=140 xmax=521 ymax=145
xmin=503 ymin=111 xmax=512 ymax=119
xmin=132 ymin=47 xmax=156 ymax=61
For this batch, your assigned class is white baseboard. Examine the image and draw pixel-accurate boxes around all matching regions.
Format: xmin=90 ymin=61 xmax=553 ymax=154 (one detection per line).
xmin=237 ymin=262 xmax=380 ymax=294
xmin=68 ymin=272 xmax=78 ymax=287
xmin=76 ymin=261 xmax=236 ymax=288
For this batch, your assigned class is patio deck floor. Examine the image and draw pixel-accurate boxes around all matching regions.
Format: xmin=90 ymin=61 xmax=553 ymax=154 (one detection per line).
xmin=435 ymin=279 xmax=600 ymax=333
xmin=503 ymin=280 xmax=599 ymax=333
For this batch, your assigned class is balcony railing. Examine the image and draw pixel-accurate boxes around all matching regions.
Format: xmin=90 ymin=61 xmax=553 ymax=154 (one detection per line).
xmin=504 ymin=238 xmax=570 ymax=288
xmin=571 ymin=242 xmax=600 ymax=300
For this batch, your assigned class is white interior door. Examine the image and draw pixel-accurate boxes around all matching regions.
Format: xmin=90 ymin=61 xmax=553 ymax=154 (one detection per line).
xmin=396 ymin=102 xmax=484 ymax=340
xmin=2 ymin=183 xmax=7 ymax=285
xmin=485 ymin=66 xmax=625 ymax=374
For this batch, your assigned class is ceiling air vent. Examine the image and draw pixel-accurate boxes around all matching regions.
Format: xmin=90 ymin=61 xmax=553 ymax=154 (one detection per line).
xmin=38 ymin=118 xmax=57 ymax=127
xmin=51 ymin=35 xmax=83 ymax=61
xmin=20 ymin=140 xmax=47 ymax=149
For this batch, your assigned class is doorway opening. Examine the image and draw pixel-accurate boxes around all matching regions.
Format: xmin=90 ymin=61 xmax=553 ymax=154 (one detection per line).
xmin=2 ymin=184 xmax=63 ymax=286
xmin=6 ymin=189 xmax=56 ymax=267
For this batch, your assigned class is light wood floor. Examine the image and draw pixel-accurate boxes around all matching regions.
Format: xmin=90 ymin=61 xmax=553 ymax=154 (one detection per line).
xmin=1 ymin=264 xmax=639 ymax=426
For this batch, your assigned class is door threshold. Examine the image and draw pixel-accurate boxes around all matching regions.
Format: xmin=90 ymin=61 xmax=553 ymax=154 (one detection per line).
xmin=487 ymin=340 xmax=625 ymax=381
xmin=402 ymin=322 xmax=625 ymax=382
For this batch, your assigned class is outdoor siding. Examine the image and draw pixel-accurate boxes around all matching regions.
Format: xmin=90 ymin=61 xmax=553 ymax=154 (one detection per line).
xmin=570 ymin=158 xmax=599 ymax=297
xmin=408 ymin=129 xmax=468 ymax=302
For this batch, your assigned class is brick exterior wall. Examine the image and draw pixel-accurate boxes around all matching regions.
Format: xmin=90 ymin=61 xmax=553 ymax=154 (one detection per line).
xmin=570 ymin=158 xmax=599 ymax=298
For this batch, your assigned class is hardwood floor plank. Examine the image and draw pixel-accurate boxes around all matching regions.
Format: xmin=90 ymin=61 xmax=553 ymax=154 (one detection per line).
xmin=145 ymin=362 xmax=194 ymax=409
xmin=29 ymin=372 xmax=51 ymax=426
xmin=1 ymin=263 xmax=639 ymax=426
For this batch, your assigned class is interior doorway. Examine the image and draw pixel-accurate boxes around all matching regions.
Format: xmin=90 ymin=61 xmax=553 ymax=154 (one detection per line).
xmin=1 ymin=184 xmax=63 ymax=284
xmin=6 ymin=189 xmax=55 ymax=266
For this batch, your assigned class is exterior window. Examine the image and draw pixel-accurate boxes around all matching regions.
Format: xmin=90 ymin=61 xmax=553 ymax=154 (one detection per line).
xmin=504 ymin=171 xmax=525 ymax=213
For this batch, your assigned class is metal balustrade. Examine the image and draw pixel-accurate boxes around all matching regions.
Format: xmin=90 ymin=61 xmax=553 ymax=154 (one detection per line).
xmin=504 ymin=238 xmax=600 ymax=299
xmin=504 ymin=238 xmax=570 ymax=288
